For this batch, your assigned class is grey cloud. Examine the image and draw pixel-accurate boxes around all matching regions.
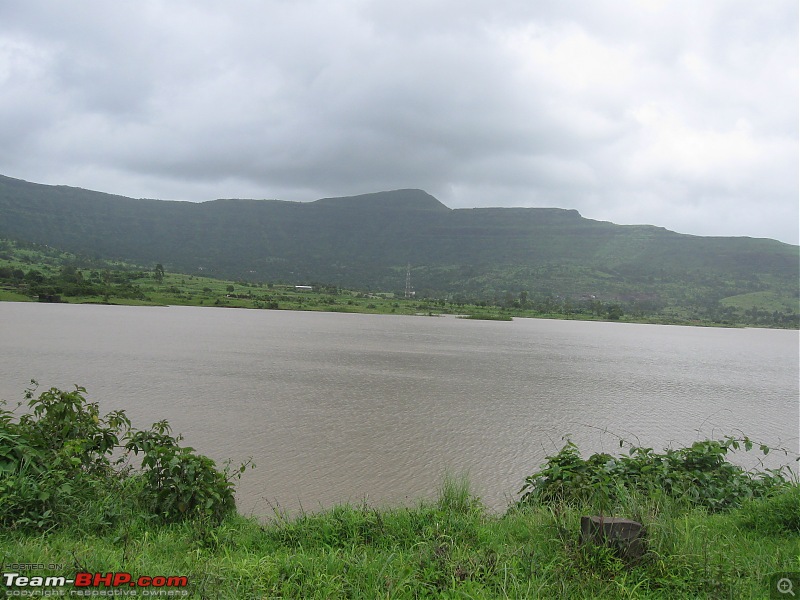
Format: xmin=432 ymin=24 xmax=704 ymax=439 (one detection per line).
xmin=0 ymin=0 xmax=796 ymax=243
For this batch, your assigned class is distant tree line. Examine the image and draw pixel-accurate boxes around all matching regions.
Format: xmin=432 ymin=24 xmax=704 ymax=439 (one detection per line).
xmin=0 ymin=264 xmax=149 ymax=302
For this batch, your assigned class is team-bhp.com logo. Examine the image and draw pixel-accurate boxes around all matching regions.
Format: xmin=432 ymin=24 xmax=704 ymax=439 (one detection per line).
xmin=3 ymin=571 xmax=188 ymax=596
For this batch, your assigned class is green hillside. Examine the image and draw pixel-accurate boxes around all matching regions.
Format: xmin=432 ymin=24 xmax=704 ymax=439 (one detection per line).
xmin=0 ymin=174 xmax=797 ymax=326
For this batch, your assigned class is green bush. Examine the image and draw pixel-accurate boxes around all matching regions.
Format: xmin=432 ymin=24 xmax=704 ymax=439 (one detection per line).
xmin=125 ymin=421 xmax=236 ymax=524
xmin=16 ymin=384 xmax=130 ymax=472
xmin=0 ymin=383 xmax=247 ymax=531
xmin=518 ymin=437 xmax=794 ymax=512
xmin=0 ymin=384 xmax=132 ymax=530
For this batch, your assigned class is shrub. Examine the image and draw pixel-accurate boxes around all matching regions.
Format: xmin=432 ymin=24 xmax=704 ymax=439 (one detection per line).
xmin=16 ymin=384 xmax=130 ymax=473
xmin=0 ymin=384 xmax=132 ymax=530
xmin=518 ymin=437 xmax=794 ymax=513
xmin=125 ymin=421 xmax=237 ymax=524
xmin=0 ymin=383 xmax=248 ymax=531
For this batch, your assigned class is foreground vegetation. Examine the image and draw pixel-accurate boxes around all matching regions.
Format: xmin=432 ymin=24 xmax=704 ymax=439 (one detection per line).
xmin=1 ymin=385 xmax=798 ymax=598
xmin=1 ymin=238 xmax=797 ymax=327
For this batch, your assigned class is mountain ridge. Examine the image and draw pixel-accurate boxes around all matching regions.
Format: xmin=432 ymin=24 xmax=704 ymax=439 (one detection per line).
xmin=0 ymin=173 xmax=791 ymax=242
xmin=0 ymin=173 xmax=797 ymax=323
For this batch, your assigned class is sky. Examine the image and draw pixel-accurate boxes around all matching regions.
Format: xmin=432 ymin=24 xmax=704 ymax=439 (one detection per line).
xmin=0 ymin=1 xmax=798 ymax=244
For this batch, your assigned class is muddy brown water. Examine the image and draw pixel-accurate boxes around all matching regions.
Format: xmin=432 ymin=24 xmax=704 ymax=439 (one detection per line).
xmin=1 ymin=302 xmax=797 ymax=516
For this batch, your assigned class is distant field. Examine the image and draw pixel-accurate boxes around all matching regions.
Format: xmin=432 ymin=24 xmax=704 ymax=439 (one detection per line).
xmin=721 ymin=290 xmax=799 ymax=313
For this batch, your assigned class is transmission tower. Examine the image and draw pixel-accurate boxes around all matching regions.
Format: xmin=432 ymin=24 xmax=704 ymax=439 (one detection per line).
xmin=404 ymin=263 xmax=413 ymax=299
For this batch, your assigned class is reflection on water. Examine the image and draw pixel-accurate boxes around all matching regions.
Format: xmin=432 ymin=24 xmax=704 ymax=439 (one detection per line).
xmin=1 ymin=303 xmax=797 ymax=515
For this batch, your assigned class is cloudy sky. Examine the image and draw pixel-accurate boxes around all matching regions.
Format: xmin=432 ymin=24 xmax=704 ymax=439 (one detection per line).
xmin=1 ymin=1 xmax=797 ymax=243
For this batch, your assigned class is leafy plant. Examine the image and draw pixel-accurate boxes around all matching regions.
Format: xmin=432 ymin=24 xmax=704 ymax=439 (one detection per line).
xmin=518 ymin=436 xmax=794 ymax=513
xmin=0 ymin=383 xmax=133 ymax=530
xmin=18 ymin=383 xmax=131 ymax=473
xmin=125 ymin=421 xmax=239 ymax=524
xmin=0 ymin=383 xmax=250 ymax=531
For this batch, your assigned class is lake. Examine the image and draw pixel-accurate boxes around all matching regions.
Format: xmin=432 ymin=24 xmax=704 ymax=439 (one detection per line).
xmin=1 ymin=302 xmax=797 ymax=515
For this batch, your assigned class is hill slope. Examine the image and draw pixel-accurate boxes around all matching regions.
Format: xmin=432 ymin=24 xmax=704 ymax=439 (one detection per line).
xmin=0 ymin=174 xmax=797 ymax=322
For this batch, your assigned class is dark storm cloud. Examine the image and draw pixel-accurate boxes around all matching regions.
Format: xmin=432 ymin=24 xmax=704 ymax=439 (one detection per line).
xmin=0 ymin=0 xmax=797 ymax=243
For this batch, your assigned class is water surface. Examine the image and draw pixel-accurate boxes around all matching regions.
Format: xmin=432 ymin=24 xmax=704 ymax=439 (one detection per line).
xmin=1 ymin=303 xmax=797 ymax=514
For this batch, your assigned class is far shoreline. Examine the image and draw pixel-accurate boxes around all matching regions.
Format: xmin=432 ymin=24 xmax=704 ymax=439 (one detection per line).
xmin=3 ymin=295 xmax=797 ymax=331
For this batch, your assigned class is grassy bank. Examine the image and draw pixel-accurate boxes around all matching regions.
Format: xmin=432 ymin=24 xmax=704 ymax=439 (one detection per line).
xmin=1 ymin=480 xmax=798 ymax=598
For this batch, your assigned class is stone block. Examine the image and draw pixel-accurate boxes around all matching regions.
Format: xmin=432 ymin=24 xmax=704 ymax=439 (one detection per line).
xmin=580 ymin=516 xmax=646 ymax=562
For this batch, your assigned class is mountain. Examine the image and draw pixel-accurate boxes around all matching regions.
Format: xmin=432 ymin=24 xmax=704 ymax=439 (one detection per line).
xmin=0 ymin=174 xmax=797 ymax=320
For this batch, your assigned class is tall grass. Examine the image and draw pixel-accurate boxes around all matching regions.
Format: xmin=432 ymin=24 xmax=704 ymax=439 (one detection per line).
xmin=1 ymin=475 xmax=797 ymax=598
xmin=436 ymin=471 xmax=478 ymax=514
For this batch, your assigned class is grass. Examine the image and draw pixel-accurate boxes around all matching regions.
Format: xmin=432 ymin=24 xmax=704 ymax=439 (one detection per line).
xmin=1 ymin=478 xmax=798 ymax=598
xmin=721 ymin=290 xmax=799 ymax=313
xmin=0 ymin=287 xmax=32 ymax=302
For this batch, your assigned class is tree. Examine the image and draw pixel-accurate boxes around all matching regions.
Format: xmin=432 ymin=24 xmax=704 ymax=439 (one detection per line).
xmin=154 ymin=263 xmax=165 ymax=283
xmin=606 ymin=304 xmax=624 ymax=320
xmin=59 ymin=265 xmax=82 ymax=284
xmin=24 ymin=269 xmax=45 ymax=284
